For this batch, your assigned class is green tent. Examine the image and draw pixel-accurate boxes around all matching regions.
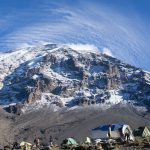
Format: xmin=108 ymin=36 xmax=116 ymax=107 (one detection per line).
xmin=62 ymin=138 xmax=77 ymax=145
xmin=147 ymin=125 xmax=150 ymax=131
xmin=134 ymin=127 xmax=150 ymax=137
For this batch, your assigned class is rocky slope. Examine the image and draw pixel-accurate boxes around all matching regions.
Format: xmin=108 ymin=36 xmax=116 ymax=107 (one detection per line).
xmin=0 ymin=104 xmax=150 ymax=147
xmin=0 ymin=44 xmax=150 ymax=113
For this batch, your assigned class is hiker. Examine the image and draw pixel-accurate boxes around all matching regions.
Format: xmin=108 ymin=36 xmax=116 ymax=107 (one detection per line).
xmin=34 ymin=138 xmax=40 ymax=147
xmin=49 ymin=136 xmax=53 ymax=146
xmin=12 ymin=141 xmax=20 ymax=149
xmin=108 ymin=124 xmax=112 ymax=138
xmin=124 ymin=130 xmax=130 ymax=142
xmin=124 ymin=127 xmax=132 ymax=142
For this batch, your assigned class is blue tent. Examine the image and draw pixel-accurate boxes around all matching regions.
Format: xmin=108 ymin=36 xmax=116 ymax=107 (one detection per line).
xmin=91 ymin=124 xmax=130 ymax=140
xmin=92 ymin=124 xmax=124 ymax=131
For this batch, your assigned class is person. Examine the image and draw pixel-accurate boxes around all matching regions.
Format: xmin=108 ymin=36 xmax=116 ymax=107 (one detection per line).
xmin=49 ymin=136 xmax=53 ymax=146
xmin=12 ymin=141 xmax=20 ymax=149
xmin=108 ymin=125 xmax=112 ymax=138
xmin=124 ymin=129 xmax=130 ymax=142
xmin=34 ymin=138 xmax=40 ymax=147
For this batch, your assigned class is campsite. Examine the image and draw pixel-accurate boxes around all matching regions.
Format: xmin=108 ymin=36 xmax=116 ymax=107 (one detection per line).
xmin=0 ymin=0 xmax=150 ymax=149
xmin=0 ymin=105 xmax=150 ymax=150
xmin=2 ymin=123 xmax=150 ymax=150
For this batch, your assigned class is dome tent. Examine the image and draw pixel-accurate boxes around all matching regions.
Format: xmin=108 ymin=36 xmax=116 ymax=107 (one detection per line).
xmin=134 ymin=126 xmax=150 ymax=137
xmin=61 ymin=138 xmax=77 ymax=145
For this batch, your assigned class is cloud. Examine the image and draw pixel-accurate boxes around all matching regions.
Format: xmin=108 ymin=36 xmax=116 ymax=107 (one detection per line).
xmin=102 ymin=47 xmax=113 ymax=56
xmin=66 ymin=43 xmax=99 ymax=53
xmin=16 ymin=43 xmax=33 ymax=49
xmin=0 ymin=0 xmax=150 ymax=70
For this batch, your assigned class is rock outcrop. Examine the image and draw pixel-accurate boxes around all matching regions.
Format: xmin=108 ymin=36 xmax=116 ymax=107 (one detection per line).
xmin=0 ymin=44 xmax=150 ymax=113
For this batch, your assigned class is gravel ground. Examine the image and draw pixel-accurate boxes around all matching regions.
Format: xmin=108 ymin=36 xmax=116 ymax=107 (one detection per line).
xmin=0 ymin=104 xmax=150 ymax=148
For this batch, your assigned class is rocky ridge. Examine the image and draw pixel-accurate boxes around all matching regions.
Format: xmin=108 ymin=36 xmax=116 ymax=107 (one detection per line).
xmin=0 ymin=44 xmax=150 ymax=113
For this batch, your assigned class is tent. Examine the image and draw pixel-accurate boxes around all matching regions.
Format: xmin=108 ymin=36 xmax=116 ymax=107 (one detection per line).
xmin=20 ymin=141 xmax=32 ymax=150
xmin=20 ymin=141 xmax=32 ymax=146
xmin=62 ymin=138 xmax=77 ymax=145
xmin=146 ymin=125 xmax=150 ymax=131
xmin=84 ymin=137 xmax=91 ymax=144
xmin=134 ymin=127 xmax=150 ymax=137
xmin=91 ymin=124 xmax=134 ymax=141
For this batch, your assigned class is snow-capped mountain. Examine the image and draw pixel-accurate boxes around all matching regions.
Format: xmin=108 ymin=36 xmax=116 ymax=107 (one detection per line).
xmin=0 ymin=44 xmax=150 ymax=114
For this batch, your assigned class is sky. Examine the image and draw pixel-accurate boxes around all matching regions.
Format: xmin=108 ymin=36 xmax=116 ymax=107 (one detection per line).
xmin=0 ymin=0 xmax=150 ymax=70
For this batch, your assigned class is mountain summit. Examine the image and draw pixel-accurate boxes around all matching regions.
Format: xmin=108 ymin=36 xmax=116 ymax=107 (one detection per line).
xmin=0 ymin=44 xmax=150 ymax=114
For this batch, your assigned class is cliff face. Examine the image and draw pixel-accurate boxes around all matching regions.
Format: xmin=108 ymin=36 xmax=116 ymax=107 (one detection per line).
xmin=0 ymin=44 xmax=150 ymax=113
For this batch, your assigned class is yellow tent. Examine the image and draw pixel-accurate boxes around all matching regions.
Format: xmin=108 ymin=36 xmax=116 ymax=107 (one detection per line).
xmin=20 ymin=141 xmax=32 ymax=150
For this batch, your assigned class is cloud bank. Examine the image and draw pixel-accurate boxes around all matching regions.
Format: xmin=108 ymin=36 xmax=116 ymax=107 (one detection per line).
xmin=0 ymin=0 xmax=150 ymax=70
xmin=102 ymin=48 xmax=113 ymax=57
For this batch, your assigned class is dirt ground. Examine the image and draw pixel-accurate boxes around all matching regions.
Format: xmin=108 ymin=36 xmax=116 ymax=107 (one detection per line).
xmin=0 ymin=104 xmax=150 ymax=149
